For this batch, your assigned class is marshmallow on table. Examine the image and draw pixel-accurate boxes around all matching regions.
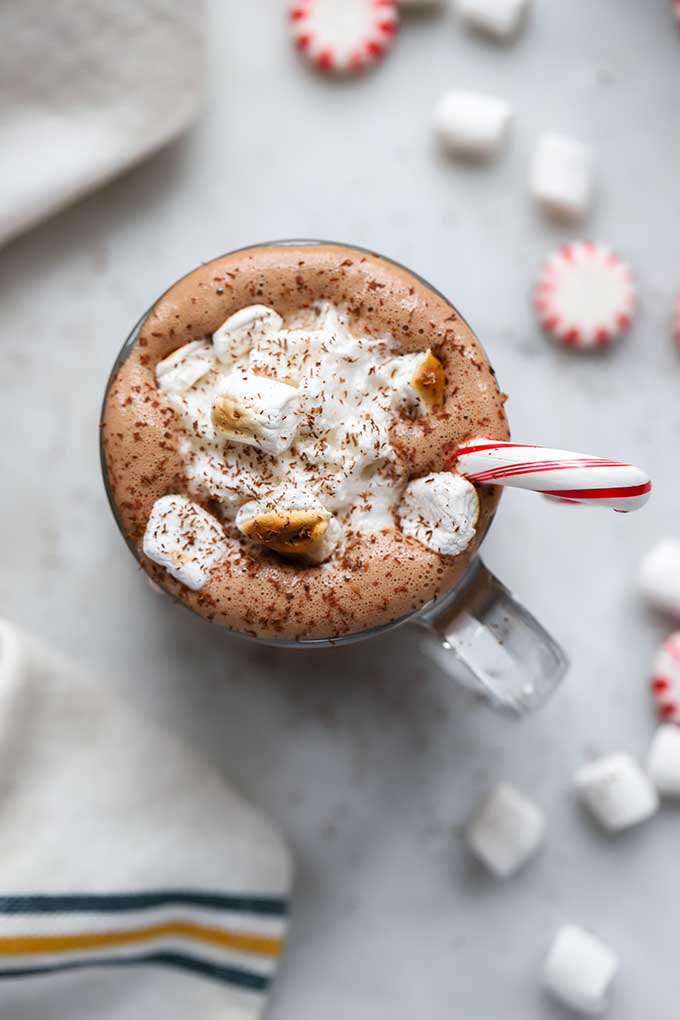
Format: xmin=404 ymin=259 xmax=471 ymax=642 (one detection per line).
xmin=142 ymin=494 xmax=229 ymax=590
xmin=543 ymin=925 xmax=619 ymax=1017
xmin=647 ymin=725 xmax=680 ymax=797
xmin=384 ymin=349 xmax=445 ymax=415
xmin=529 ymin=133 xmax=593 ymax=220
xmin=574 ymin=752 xmax=658 ymax=831
xmin=155 ymin=340 xmax=214 ymax=395
xmin=465 ymin=782 xmax=545 ymax=878
xmin=212 ymin=369 xmax=299 ymax=455
xmin=213 ymin=305 xmax=283 ymax=366
xmin=456 ymin=0 xmax=530 ymax=40
xmin=399 ymin=472 xmax=479 ymax=556
xmin=434 ymin=90 xmax=513 ymax=160
xmin=639 ymin=538 xmax=680 ymax=616
xmin=236 ymin=484 xmax=342 ymax=565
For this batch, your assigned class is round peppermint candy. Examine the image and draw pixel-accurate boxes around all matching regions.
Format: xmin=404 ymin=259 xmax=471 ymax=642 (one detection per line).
xmin=534 ymin=241 xmax=636 ymax=350
xmin=651 ymin=632 xmax=680 ymax=725
xmin=289 ymin=0 xmax=398 ymax=74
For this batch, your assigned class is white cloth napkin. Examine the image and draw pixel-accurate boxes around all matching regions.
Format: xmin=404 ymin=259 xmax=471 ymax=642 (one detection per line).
xmin=0 ymin=619 xmax=293 ymax=1020
xmin=0 ymin=0 xmax=204 ymax=247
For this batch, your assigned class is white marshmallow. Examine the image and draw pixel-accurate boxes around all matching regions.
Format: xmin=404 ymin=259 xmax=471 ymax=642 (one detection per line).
xmin=142 ymin=495 xmax=228 ymax=591
xmin=155 ymin=341 xmax=214 ymax=395
xmin=466 ymin=782 xmax=545 ymax=878
xmin=399 ymin=472 xmax=479 ymax=556
xmin=434 ymin=90 xmax=513 ymax=160
xmin=212 ymin=305 xmax=283 ymax=366
xmin=574 ymin=752 xmax=658 ymax=831
xmin=639 ymin=537 xmax=680 ymax=616
xmin=543 ymin=925 xmax=619 ymax=1017
xmin=647 ymin=725 xmax=680 ymax=797
xmin=212 ymin=369 xmax=299 ymax=455
xmin=457 ymin=0 xmax=530 ymax=40
xmin=236 ymin=483 xmax=342 ymax=564
xmin=529 ymin=133 xmax=593 ymax=220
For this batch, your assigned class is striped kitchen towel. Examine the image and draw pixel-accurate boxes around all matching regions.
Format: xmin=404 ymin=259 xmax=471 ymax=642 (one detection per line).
xmin=0 ymin=619 xmax=293 ymax=1020
xmin=0 ymin=1 xmax=204 ymax=247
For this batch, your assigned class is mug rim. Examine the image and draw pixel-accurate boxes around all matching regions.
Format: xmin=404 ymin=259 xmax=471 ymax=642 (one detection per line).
xmin=99 ymin=238 xmax=500 ymax=648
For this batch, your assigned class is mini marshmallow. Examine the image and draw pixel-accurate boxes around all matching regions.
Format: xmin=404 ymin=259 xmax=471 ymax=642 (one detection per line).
xmin=211 ymin=369 xmax=299 ymax=455
xmin=213 ymin=305 xmax=283 ymax=366
xmin=466 ymin=782 xmax=545 ymax=878
xmin=574 ymin=752 xmax=658 ymax=831
xmin=543 ymin=925 xmax=619 ymax=1017
xmin=384 ymin=349 xmax=445 ymax=416
xmin=456 ymin=0 xmax=530 ymax=40
xmin=142 ymin=495 xmax=228 ymax=591
xmin=529 ymin=133 xmax=593 ymax=220
xmin=399 ymin=472 xmax=479 ymax=556
xmin=434 ymin=90 xmax=513 ymax=160
xmin=639 ymin=537 xmax=680 ymax=616
xmin=155 ymin=341 xmax=214 ymax=395
xmin=236 ymin=484 xmax=342 ymax=564
xmin=647 ymin=725 xmax=680 ymax=797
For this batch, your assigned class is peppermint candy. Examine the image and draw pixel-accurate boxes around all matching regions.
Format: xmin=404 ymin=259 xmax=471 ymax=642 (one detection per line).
xmin=289 ymin=0 xmax=398 ymax=74
xmin=651 ymin=633 xmax=680 ymax=725
xmin=534 ymin=242 xmax=636 ymax=350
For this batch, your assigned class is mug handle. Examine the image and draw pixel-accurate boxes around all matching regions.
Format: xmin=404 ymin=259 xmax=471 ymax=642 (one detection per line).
xmin=414 ymin=559 xmax=569 ymax=715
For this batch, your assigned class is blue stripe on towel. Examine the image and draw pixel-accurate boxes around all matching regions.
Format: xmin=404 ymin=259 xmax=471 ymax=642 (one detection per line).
xmin=0 ymin=950 xmax=270 ymax=991
xmin=0 ymin=892 xmax=288 ymax=918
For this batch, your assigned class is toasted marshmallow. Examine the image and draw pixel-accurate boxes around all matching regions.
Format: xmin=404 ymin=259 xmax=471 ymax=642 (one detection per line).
xmin=212 ymin=305 xmax=282 ymax=366
xmin=385 ymin=349 xmax=445 ymax=416
xmin=399 ymin=472 xmax=479 ymax=555
xmin=211 ymin=369 xmax=299 ymax=455
xmin=142 ymin=494 xmax=228 ymax=590
xmin=236 ymin=485 xmax=342 ymax=564
xmin=155 ymin=341 xmax=214 ymax=395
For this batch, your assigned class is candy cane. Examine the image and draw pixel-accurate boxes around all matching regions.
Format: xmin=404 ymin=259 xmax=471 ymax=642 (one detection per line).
xmin=451 ymin=438 xmax=651 ymax=513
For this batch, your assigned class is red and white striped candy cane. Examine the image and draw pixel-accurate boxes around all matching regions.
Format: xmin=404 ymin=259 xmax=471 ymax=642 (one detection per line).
xmin=452 ymin=438 xmax=651 ymax=512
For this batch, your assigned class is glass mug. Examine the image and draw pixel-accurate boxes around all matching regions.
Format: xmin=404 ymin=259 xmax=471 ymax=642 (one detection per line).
xmin=100 ymin=240 xmax=568 ymax=715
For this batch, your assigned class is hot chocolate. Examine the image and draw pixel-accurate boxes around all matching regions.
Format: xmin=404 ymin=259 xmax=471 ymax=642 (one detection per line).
xmin=101 ymin=243 xmax=509 ymax=641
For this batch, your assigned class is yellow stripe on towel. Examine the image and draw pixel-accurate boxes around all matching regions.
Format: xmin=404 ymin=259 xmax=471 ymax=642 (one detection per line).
xmin=0 ymin=923 xmax=282 ymax=958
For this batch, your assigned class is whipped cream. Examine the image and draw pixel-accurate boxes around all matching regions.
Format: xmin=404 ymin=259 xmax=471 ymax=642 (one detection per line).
xmin=156 ymin=302 xmax=459 ymax=567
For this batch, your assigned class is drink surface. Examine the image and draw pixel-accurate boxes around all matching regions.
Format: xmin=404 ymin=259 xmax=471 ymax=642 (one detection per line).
xmin=101 ymin=243 xmax=510 ymax=641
